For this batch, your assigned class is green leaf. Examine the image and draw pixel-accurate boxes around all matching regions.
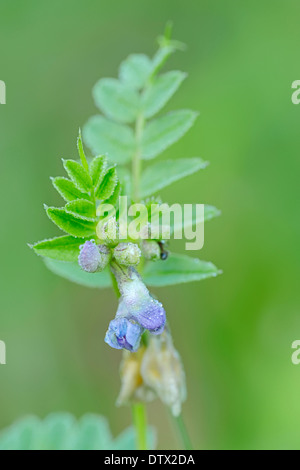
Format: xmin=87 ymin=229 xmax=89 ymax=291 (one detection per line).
xmin=143 ymin=253 xmax=220 ymax=286
xmin=44 ymin=259 xmax=111 ymax=288
xmin=142 ymin=110 xmax=198 ymax=160
xmin=171 ymin=204 xmax=221 ymax=234
xmin=83 ymin=116 xmax=135 ymax=164
xmin=153 ymin=27 xmax=186 ymax=75
xmin=0 ymin=416 xmax=40 ymax=451
xmin=142 ymin=71 xmax=186 ymax=118
xmin=31 ymin=235 xmax=86 ymax=262
xmin=104 ymin=181 xmax=121 ymax=206
xmin=151 ymin=46 xmax=175 ymax=76
xmin=40 ymin=413 xmax=76 ymax=450
xmin=0 ymin=413 xmax=154 ymax=450
xmin=89 ymin=155 xmax=107 ymax=188
xmin=150 ymin=40 xmax=185 ymax=77
xmin=51 ymin=177 xmax=89 ymax=202
xmin=203 ymin=205 xmax=221 ymax=222
xmin=62 ymin=159 xmax=92 ymax=193
xmin=119 ymin=53 xmax=152 ymax=90
xmin=93 ymin=78 xmax=140 ymax=124
xmin=140 ymin=157 xmax=208 ymax=198
xmin=46 ymin=207 xmax=96 ymax=237
xmin=73 ymin=415 xmax=112 ymax=450
xmin=95 ymin=166 xmax=118 ymax=200
xmin=65 ymin=199 xmax=96 ymax=219
xmin=77 ymin=130 xmax=89 ymax=171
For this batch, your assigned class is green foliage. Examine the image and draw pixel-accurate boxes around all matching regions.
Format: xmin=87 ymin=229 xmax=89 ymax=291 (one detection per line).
xmin=119 ymin=53 xmax=152 ymax=90
xmin=46 ymin=207 xmax=96 ymax=237
xmin=44 ymin=259 xmax=112 ymax=288
xmin=51 ymin=176 xmax=89 ymax=202
xmin=90 ymin=155 xmax=107 ymax=187
xmin=0 ymin=413 xmax=156 ymax=450
xmin=93 ymin=78 xmax=140 ymax=124
xmin=31 ymin=30 xmax=220 ymax=289
xmin=202 ymin=205 xmax=222 ymax=223
xmin=62 ymin=159 xmax=92 ymax=193
xmin=171 ymin=204 xmax=221 ymax=234
xmin=83 ymin=116 xmax=135 ymax=164
xmin=140 ymin=158 xmax=208 ymax=197
xmin=44 ymin=252 xmax=220 ymax=288
xmin=142 ymin=110 xmax=198 ymax=160
xmin=77 ymin=131 xmax=89 ymax=171
xmin=95 ymin=166 xmax=118 ymax=200
xmin=142 ymin=71 xmax=186 ymax=118
xmin=83 ymin=37 xmax=197 ymax=166
xmin=143 ymin=254 xmax=221 ymax=286
xmin=105 ymin=181 xmax=121 ymax=207
xmin=31 ymin=236 xmax=86 ymax=262
xmin=65 ymin=199 xmax=96 ymax=218
xmin=30 ymin=141 xmax=121 ymax=262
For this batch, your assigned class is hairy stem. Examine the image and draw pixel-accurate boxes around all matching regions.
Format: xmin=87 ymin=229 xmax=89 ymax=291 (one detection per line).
xmin=132 ymin=402 xmax=148 ymax=450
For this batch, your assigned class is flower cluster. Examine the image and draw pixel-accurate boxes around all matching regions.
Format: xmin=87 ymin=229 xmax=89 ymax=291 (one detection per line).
xmin=78 ymin=237 xmax=166 ymax=352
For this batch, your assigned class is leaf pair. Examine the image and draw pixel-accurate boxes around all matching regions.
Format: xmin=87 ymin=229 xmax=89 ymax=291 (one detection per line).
xmin=44 ymin=253 xmax=221 ymax=288
xmin=84 ymin=110 xmax=197 ymax=164
xmin=93 ymin=70 xmax=186 ymax=124
xmin=32 ymin=203 xmax=220 ymax=262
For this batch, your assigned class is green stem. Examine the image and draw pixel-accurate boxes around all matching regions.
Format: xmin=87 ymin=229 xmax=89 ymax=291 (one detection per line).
xmin=109 ymin=269 xmax=120 ymax=298
xmin=172 ymin=413 xmax=193 ymax=450
xmin=132 ymin=113 xmax=144 ymax=202
xmin=132 ymin=402 xmax=148 ymax=450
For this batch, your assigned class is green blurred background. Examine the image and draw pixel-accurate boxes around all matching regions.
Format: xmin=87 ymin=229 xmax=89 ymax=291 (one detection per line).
xmin=0 ymin=0 xmax=300 ymax=450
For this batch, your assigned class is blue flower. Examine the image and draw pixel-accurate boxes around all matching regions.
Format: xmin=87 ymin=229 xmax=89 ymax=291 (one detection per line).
xmin=105 ymin=316 xmax=144 ymax=352
xmin=111 ymin=265 xmax=166 ymax=334
xmin=104 ymin=264 xmax=166 ymax=352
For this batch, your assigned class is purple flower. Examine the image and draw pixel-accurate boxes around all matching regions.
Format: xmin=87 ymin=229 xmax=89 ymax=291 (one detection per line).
xmin=111 ymin=265 xmax=166 ymax=334
xmin=105 ymin=316 xmax=144 ymax=352
xmin=104 ymin=264 xmax=166 ymax=352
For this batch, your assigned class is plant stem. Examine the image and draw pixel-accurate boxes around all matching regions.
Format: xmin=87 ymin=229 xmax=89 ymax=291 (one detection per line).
xmin=109 ymin=269 xmax=120 ymax=298
xmin=132 ymin=402 xmax=148 ymax=450
xmin=132 ymin=113 xmax=144 ymax=202
xmin=172 ymin=413 xmax=193 ymax=450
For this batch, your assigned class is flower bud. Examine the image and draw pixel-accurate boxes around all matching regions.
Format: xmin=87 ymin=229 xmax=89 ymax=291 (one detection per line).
xmin=113 ymin=243 xmax=141 ymax=266
xmin=78 ymin=240 xmax=111 ymax=273
xmin=141 ymin=329 xmax=187 ymax=417
xmin=96 ymin=216 xmax=118 ymax=246
xmin=141 ymin=240 xmax=160 ymax=261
